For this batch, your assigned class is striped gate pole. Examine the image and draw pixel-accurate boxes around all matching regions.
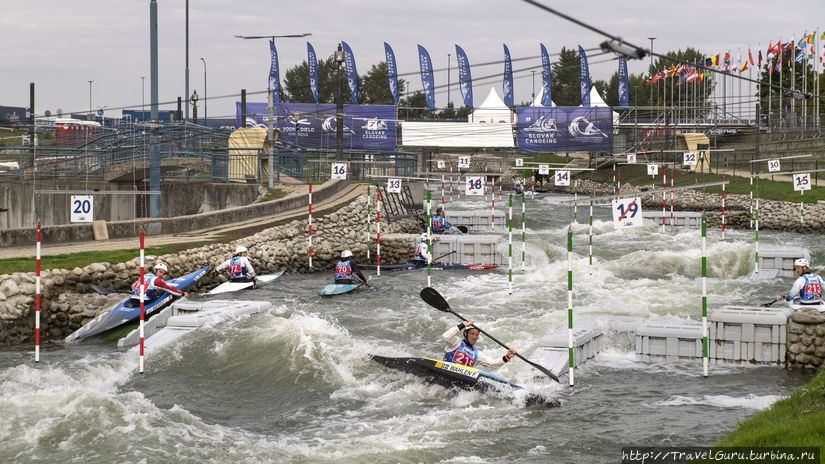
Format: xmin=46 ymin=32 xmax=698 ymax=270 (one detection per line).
xmin=701 ymin=215 xmax=709 ymax=377
xmin=366 ymin=186 xmax=372 ymax=259
xmin=507 ymin=193 xmax=513 ymax=295
xmin=567 ymin=226 xmax=575 ymax=387
xmin=520 ymin=191 xmax=527 ymax=272
xmin=661 ymin=165 xmax=667 ymax=232
xmin=588 ymin=200 xmax=594 ymax=275
xmin=34 ymin=223 xmax=41 ymax=362
xmin=426 ymin=190 xmax=432 ymax=287
xmin=308 ymin=182 xmax=313 ymax=268
xmin=376 ymin=188 xmax=382 ymax=277
xmin=138 ymin=231 xmax=146 ymax=373
xmin=754 ymin=197 xmax=760 ymax=273
xmin=721 ymin=175 xmax=727 ymax=240
xmin=490 ymin=178 xmax=496 ymax=231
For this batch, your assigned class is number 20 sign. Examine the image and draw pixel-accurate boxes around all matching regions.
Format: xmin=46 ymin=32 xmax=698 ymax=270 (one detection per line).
xmin=70 ymin=195 xmax=94 ymax=223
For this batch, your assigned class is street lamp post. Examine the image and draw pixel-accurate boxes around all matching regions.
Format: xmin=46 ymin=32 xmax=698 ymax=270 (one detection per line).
xmin=88 ymin=80 xmax=93 ymax=121
xmin=200 ymin=57 xmax=207 ymax=123
xmin=531 ymin=70 xmax=536 ymax=101
xmin=234 ymin=32 xmax=311 ymax=186
xmin=447 ymin=53 xmax=451 ymax=106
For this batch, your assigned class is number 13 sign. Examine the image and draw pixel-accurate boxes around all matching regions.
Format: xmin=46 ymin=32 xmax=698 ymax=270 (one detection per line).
xmin=387 ymin=178 xmax=402 ymax=193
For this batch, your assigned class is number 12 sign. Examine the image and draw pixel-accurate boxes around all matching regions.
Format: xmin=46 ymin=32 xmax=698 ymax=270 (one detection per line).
xmin=611 ymin=197 xmax=643 ymax=228
xmin=70 ymin=195 xmax=94 ymax=223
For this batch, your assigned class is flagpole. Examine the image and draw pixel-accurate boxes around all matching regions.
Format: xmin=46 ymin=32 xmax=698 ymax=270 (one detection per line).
xmin=779 ymin=37 xmax=784 ymax=131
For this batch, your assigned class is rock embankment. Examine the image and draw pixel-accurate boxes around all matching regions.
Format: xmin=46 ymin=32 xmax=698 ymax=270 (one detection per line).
xmin=787 ymin=309 xmax=825 ymax=369
xmin=0 ymin=195 xmax=421 ymax=344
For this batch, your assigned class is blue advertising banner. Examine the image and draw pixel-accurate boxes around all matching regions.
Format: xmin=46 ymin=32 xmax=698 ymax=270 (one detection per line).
xmin=269 ymin=39 xmax=280 ymax=104
xmin=516 ymin=107 xmax=613 ymax=153
xmin=540 ymin=43 xmax=553 ymax=107
xmin=417 ymin=45 xmax=436 ymax=109
xmin=384 ymin=42 xmax=399 ymax=105
xmin=236 ymin=102 xmax=397 ymax=151
xmin=577 ymin=45 xmax=590 ymax=106
xmin=455 ymin=44 xmax=473 ymax=108
xmin=307 ymin=42 xmax=320 ymax=104
xmin=341 ymin=41 xmax=359 ymax=104
xmin=502 ymin=44 xmax=514 ymax=107
xmin=618 ymin=58 xmax=629 ymax=107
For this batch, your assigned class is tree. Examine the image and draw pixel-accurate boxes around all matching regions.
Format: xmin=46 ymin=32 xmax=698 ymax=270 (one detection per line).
xmin=283 ymin=58 xmax=405 ymax=105
xmin=551 ymin=47 xmax=582 ymax=106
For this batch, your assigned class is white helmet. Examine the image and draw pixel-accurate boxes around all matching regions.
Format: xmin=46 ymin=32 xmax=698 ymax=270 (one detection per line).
xmin=341 ymin=250 xmax=353 ymax=258
xmin=235 ymin=245 xmax=248 ymax=254
xmin=794 ymin=258 xmax=809 ymax=268
xmin=420 ymin=232 xmax=429 ymax=240
xmin=153 ymin=262 xmax=168 ymax=272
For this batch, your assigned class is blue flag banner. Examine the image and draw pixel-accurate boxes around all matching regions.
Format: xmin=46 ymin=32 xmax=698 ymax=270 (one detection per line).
xmin=502 ymin=44 xmax=514 ymax=107
xmin=384 ymin=42 xmax=399 ymax=105
xmin=307 ymin=42 xmax=319 ymax=104
xmin=618 ymin=58 xmax=629 ymax=107
xmin=236 ymin=102 xmax=397 ymax=151
xmin=540 ymin=43 xmax=553 ymax=106
xmin=341 ymin=41 xmax=359 ymax=104
xmin=417 ymin=45 xmax=436 ymax=109
xmin=516 ymin=107 xmax=613 ymax=153
xmin=269 ymin=39 xmax=280 ymax=104
xmin=577 ymin=45 xmax=590 ymax=106
xmin=455 ymin=44 xmax=474 ymax=108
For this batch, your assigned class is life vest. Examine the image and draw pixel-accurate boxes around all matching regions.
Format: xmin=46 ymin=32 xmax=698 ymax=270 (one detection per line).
xmin=799 ymin=274 xmax=823 ymax=304
xmin=334 ymin=259 xmax=353 ymax=281
xmin=130 ymin=273 xmax=158 ymax=300
xmin=443 ymin=339 xmax=479 ymax=367
xmin=228 ymin=256 xmax=249 ymax=280
xmin=431 ymin=215 xmax=446 ymax=234
xmin=413 ymin=241 xmax=428 ymax=261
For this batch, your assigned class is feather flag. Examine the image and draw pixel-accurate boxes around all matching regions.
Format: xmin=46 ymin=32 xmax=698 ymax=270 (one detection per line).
xmin=268 ymin=39 xmax=280 ymax=104
xmin=502 ymin=44 xmax=514 ymax=107
xmin=384 ymin=42 xmax=399 ymax=105
xmin=455 ymin=44 xmax=474 ymax=108
xmin=540 ymin=43 xmax=553 ymax=106
xmin=618 ymin=58 xmax=629 ymax=107
xmin=307 ymin=42 xmax=319 ymax=104
xmin=341 ymin=41 xmax=359 ymax=104
xmin=417 ymin=45 xmax=436 ymax=109
xmin=577 ymin=45 xmax=590 ymax=106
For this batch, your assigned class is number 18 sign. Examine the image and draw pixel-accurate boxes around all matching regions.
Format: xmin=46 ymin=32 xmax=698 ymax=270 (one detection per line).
xmin=611 ymin=197 xmax=643 ymax=228
xmin=465 ymin=176 xmax=485 ymax=196
xmin=70 ymin=195 xmax=94 ymax=223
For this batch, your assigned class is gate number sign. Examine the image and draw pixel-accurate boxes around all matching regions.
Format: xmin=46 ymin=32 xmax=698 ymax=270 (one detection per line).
xmin=70 ymin=195 xmax=94 ymax=223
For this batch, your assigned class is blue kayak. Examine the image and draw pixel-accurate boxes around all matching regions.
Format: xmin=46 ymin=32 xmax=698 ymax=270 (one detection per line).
xmin=65 ymin=266 xmax=209 ymax=343
xmin=319 ymin=282 xmax=362 ymax=297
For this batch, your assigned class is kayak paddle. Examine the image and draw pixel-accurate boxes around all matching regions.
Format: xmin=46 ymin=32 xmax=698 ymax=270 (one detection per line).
xmin=456 ymin=225 xmax=469 ymax=233
xmin=762 ymin=297 xmax=781 ymax=307
xmin=419 ymin=287 xmax=559 ymax=382
xmin=433 ymin=250 xmax=457 ymax=262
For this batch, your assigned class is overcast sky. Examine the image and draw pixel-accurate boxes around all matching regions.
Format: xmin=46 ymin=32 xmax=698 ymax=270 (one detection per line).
xmin=1 ymin=0 xmax=822 ymax=120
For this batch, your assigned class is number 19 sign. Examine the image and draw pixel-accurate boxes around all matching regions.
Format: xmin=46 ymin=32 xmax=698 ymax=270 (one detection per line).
xmin=70 ymin=195 xmax=94 ymax=223
xmin=465 ymin=176 xmax=485 ymax=196
xmin=611 ymin=197 xmax=643 ymax=228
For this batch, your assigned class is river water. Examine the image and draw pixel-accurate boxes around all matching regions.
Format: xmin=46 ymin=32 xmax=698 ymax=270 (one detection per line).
xmin=1 ymin=193 xmax=820 ymax=463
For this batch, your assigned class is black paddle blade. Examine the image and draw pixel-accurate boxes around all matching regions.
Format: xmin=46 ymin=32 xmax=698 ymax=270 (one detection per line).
xmin=420 ymin=287 xmax=450 ymax=311
xmin=762 ymin=297 xmax=780 ymax=307
xmin=457 ymin=225 xmax=469 ymax=233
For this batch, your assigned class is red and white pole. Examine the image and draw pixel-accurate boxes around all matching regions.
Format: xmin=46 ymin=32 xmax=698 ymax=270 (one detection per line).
xmin=376 ymin=188 xmax=382 ymax=276
xmin=34 ymin=223 xmax=41 ymax=362
xmin=721 ymin=174 xmax=727 ymax=240
xmin=440 ymin=175 xmax=445 ymax=211
xmin=308 ymin=182 xmax=313 ymax=268
xmin=491 ymin=177 xmax=496 ymax=231
xmin=138 ymin=231 xmax=146 ymax=373
xmin=661 ymin=165 xmax=667 ymax=232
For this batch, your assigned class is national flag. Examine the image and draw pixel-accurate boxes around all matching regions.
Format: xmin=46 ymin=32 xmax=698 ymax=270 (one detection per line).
xmin=748 ymin=48 xmax=755 ymax=65
xmin=758 ymin=49 xmax=763 ymax=67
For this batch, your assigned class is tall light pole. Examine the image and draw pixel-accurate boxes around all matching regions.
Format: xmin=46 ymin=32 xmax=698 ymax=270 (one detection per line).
xmin=140 ymin=76 xmax=145 ymax=120
xmin=200 ymin=57 xmax=207 ymax=123
xmin=235 ymin=32 xmax=311 ymax=187
xmin=531 ymin=70 xmax=536 ymax=101
xmin=447 ymin=53 xmax=451 ymax=107
xmin=87 ymin=80 xmax=93 ymax=121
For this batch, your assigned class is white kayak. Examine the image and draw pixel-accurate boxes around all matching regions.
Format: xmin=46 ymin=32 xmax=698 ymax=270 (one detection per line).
xmin=787 ymin=299 xmax=825 ymax=312
xmin=207 ymin=271 xmax=285 ymax=295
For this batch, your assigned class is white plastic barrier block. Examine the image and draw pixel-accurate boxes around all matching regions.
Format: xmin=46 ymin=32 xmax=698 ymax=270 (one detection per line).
xmin=641 ymin=211 xmax=703 ymax=229
xmin=707 ymin=306 xmax=791 ymax=363
xmin=532 ymin=324 xmax=606 ymax=377
xmin=431 ymin=234 xmax=504 ymax=265
xmin=757 ymin=247 xmax=810 ymax=279
xmin=440 ymin=210 xmax=508 ymax=232
xmin=635 ymin=319 xmax=703 ymax=359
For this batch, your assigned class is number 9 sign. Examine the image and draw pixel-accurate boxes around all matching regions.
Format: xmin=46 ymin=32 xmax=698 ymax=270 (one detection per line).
xmin=647 ymin=164 xmax=658 ymax=176
xmin=793 ymin=173 xmax=811 ymax=191
xmin=331 ymin=163 xmax=348 ymax=180
xmin=70 ymin=195 xmax=94 ymax=223
xmin=465 ymin=176 xmax=484 ymax=196
xmin=387 ymin=178 xmax=402 ymax=193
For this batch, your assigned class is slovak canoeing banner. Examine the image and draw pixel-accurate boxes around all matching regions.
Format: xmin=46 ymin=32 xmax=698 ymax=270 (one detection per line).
xmin=236 ymin=102 xmax=397 ymax=151
xmin=516 ymin=107 xmax=613 ymax=153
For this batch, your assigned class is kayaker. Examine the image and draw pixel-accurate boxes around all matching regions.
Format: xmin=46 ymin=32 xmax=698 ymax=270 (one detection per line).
xmin=782 ymin=258 xmax=825 ymax=305
xmin=442 ymin=320 xmax=516 ymax=369
xmin=129 ymin=262 xmax=189 ymax=304
xmin=215 ymin=245 xmax=257 ymax=283
xmin=410 ymin=233 xmax=439 ymax=268
xmin=334 ymin=250 xmax=368 ymax=286
xmin=431 ymin=207 xmax=462 ymax=235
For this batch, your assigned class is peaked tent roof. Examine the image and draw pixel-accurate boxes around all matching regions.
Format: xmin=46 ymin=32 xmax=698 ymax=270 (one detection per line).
xmin=587 ymin=87 xmax=608 ymax=107
xmin=531 ymin=87 xmax=554 ymax=107
xmin=469 ymin=87 xmax=515 ymax=123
